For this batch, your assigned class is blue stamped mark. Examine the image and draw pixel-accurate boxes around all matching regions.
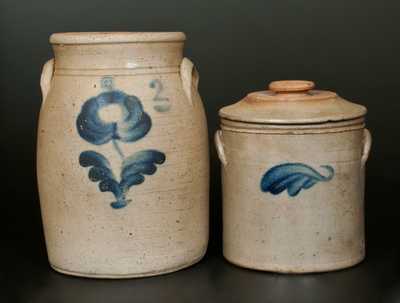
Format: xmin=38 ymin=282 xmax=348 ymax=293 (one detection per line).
xmin=76 ymin=87 xmax=165 ymax=209
xmin=101 ymin=76 xmax=114 ymax=91
xmin=150 ymin=79 xmax=170 ymax=112
xmin=260 ymin=163 xmax=334 ymax=197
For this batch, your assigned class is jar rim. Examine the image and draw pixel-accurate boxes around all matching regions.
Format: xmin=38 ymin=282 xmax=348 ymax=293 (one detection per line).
xmin=220 ymin=116 xmax=365 ymax=134
xmin=50 ymin=32 xmax=186 ymax=44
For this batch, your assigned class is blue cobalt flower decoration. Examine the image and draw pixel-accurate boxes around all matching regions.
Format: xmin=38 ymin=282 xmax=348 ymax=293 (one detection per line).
xmin=76 ymin=88 xmax=166 ymax=209
xmin=76 ymin=90 xmax=151 ymax=145
xmin=260 ymin=163 xmax=334 ymax=197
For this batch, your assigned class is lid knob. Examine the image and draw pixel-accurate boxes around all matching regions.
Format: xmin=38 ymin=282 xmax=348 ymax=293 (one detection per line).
xmin=269 ymin=80 xmax=315 ymax=93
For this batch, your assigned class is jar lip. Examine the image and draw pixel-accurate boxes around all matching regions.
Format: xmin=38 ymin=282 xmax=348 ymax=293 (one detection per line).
xmin=220 ymin=116 xmax=366 ymax=133
xmin=50 ymin=32 xmax=186 ymax=44
xmin=220 ymin=115 xmax=366 ymax=126
xmin=219 ymin=109 xmax=367 ymax=125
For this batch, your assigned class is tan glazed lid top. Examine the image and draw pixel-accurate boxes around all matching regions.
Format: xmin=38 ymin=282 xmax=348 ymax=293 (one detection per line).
xmin=219 ymin=80 xmax=367 ymax=124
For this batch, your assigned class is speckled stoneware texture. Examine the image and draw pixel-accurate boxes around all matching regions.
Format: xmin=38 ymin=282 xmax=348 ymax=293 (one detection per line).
xmin=215 ymin=80 xmax=372 ymax=273
xmin=37 ymin=32 xmax=209 ymax=278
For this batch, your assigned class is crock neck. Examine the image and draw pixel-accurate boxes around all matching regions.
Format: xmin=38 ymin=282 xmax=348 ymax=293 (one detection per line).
xmin=51 ymin=32 xmax=185 ymax=70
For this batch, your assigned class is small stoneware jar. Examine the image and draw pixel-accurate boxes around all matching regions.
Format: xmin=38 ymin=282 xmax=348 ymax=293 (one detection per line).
xmin=37 ymin=32 xmax=209 ymax=278
xmin=215 ymin=80 xmax=372 ymax=273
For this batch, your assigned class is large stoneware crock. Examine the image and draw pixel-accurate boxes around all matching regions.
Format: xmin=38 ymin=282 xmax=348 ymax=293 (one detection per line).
xmin=37 ymin=32 xmax=209 ymax=278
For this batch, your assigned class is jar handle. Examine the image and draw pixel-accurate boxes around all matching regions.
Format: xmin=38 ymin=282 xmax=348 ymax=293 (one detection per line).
xmin=361 ymin=128 xmax=372 ymax=167
xmin=180 ymin=57 xmax=199 ymax=106
xmin=40 ymin=59 xmax=54 ymax=105
xmin=215 ymin=130 xmax=228 ymax=166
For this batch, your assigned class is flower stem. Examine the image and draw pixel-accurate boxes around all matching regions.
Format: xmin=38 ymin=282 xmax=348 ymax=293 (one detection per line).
xmin=112 ymin=139 xmax=125 ymax=160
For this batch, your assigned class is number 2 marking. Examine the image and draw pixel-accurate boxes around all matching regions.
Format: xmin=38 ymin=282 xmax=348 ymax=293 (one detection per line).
xmin=150 ymin=79 xmax=168 ymax=102
xmin=150 ymin=79 xmax=171 ymax=112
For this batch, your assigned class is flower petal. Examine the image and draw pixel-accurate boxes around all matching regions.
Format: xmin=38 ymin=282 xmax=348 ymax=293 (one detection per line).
xmin=117 ymin=95 xmax=151 ymax=142
xmin=76 ymin=90 xmax=152 ymax=145
xmin=76 ymin=96 xmax=115 ymax=145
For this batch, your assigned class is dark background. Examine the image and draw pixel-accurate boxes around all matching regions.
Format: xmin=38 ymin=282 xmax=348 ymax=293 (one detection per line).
xmin=1 ymin=0 xmax=400 ymax=302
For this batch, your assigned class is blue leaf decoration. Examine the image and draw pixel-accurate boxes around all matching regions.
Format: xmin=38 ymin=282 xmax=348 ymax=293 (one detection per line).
xmin=79 ymin=151 xmax=127 ymax=208
xmin=79 ymin=151 xmax=115 ymax=182
xmin=260 ymin=163 xmax=334 ymax=197
xmin=120 ymin=150 xmax=166 ymax=192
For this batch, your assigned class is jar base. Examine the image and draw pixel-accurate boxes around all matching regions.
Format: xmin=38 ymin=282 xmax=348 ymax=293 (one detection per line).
xmin=223 ymin=253 xmax=365 ymax=274
xmin=49 ymin=250 xmax=207 ymax=279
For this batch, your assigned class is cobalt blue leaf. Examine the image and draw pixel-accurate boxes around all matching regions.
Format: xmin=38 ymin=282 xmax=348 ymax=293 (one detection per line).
xmin=260 ymin=163 xmax=334 ymax=197
xmin=267 ymin=174 xmax=302 ymax=195
xmin=99 ymin=179 xmax=130 ymax=209
xmin=120 ymin=150 xmax=166 ymax=192
xmin=287 ymin=175 xmax=311 ymax=197
xmin=99 ymin=179 xmax=122 ymax=196
xmin=79 ymin=151 xmax=114 ymax=180
xmin=79 ymin=151 xmax=125 ymax=206
xmin=110 ymin=200 xmax=129 ymax=209
xmin=120 ymin=175 xmax=146 ymax=189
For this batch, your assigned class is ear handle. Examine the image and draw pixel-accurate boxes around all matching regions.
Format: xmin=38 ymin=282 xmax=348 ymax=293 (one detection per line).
xmin=215 ymin=130 xmax=228 ymax=166
xmin=180 ymin=57 xmax=199 ymax=106
xmin=40 ymin=59 xmax=55 ymax=105
xmin=361 ymin=128 xmax=372 ymax=167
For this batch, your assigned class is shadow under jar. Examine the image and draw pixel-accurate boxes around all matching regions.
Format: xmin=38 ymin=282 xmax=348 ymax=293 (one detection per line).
xmin=215 ymin=80 xmax=371 ymax=273
xmin=37 ymin=32 xmax=209 ymax=278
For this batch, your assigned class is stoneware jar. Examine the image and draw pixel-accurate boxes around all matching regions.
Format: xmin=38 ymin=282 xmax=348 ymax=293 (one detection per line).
xmin=215 ymin=80 xmax=372 ymax=273
xmin=37 ymin=32 xmax=209 ymax=278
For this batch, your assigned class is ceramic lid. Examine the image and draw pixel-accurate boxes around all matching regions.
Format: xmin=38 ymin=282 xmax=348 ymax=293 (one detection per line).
xmin=219 ymin=80 xmax=367 ymax=125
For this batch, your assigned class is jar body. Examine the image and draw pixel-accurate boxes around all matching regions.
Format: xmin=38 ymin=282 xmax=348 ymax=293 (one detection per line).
xmin=218 ymin=126 xmax=368 ymax=273
xmin=37 ymin=39 xmax=209 ymax=278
